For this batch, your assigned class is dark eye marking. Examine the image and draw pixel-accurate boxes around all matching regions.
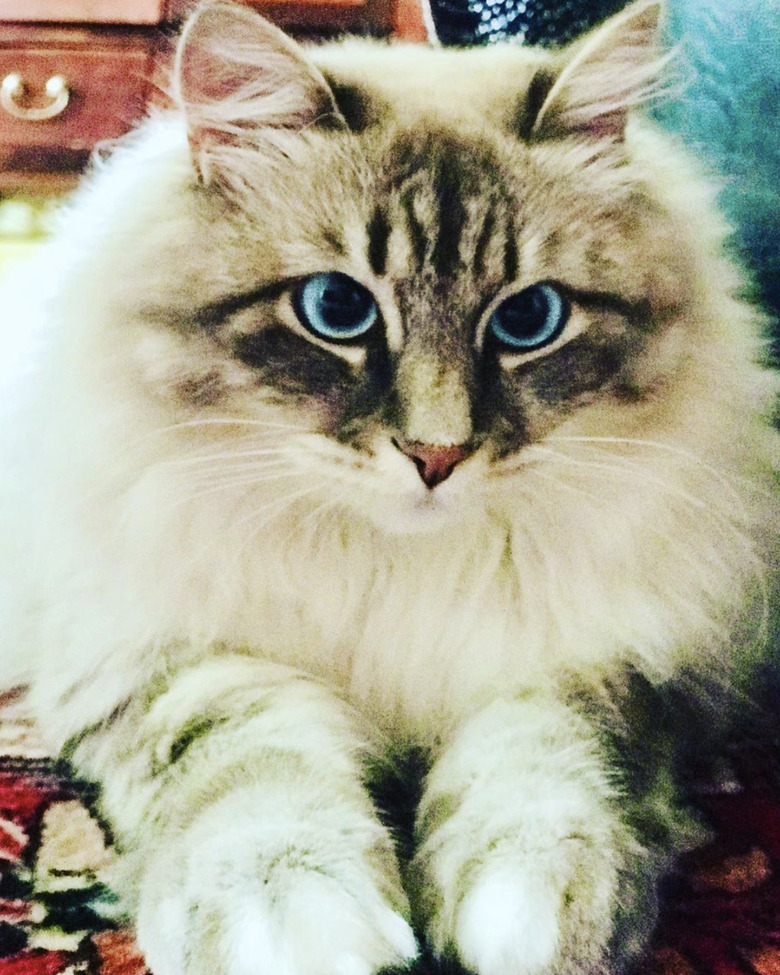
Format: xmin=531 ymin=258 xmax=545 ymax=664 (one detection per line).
xmin=526 ymin=332 xmax=628 ymax=406
xmin=564 ymin=285 xmax=652 ymax=326
xmin=233 ymin=327 xmax=354 ymax=396
xmin=193 ymin=281 xmax=290 ymax=333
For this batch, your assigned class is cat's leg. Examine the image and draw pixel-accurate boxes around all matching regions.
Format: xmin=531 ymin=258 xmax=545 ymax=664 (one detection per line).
xmin=67 ymin=653 xmax=417 ymax=975
xmin=411 ymin=693 xmax=694 ymax=975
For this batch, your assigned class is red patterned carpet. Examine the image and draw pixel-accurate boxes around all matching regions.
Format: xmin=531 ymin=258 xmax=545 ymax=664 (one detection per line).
xmin=0 ymin=689 xmax=779 ymax=975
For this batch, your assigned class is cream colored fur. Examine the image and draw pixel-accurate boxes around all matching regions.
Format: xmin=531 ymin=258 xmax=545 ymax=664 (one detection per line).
xmin=0 ymin=2 xmax=778 ymax=974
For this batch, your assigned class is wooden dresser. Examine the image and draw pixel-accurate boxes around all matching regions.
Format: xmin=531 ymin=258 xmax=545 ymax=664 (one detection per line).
xmin=0 ymin=0 xmax=428 ymax=193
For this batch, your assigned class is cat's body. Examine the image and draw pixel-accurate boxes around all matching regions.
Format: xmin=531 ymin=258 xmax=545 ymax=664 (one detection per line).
xmin=1 ymin=2 xmax=778 ymax=974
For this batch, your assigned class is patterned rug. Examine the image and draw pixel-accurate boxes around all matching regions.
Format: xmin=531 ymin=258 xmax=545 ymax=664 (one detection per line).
xmin=1 ymin=689 xmax=779 ymax=975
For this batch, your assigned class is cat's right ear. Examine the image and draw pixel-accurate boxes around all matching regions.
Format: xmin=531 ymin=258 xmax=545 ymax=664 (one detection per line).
xmin=173 ymin=1 xmax=343 ymax=187
xmin=526 ymin=0 xmax=667 ymax=145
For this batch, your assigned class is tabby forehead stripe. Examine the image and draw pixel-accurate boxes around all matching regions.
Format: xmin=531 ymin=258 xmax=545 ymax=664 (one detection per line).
xmin=472 ymin=209 xmax=497 ymax=279
xmin=431 ymin=163 xmax=468 ymax=278
xmin=502 ymin=219 xmax=519 ymax=282
xmin=399 ymin=188 xmax=429 ymax=272
xmin=367 ymin=206 xmax=391 ymax=277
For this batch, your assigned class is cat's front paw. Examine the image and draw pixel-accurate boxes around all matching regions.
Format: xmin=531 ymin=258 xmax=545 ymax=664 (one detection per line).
xmin=134 ymin=798 xmax=417 ymax=975
xmin=142 ymin=870 xmax=416 ymax=975
xmin=415 ymin=831 xmax=636 ymax=975
xmin=449 ymin=842 xmax=619 ymax=975
xmin=410 ymin=699 xmax=657 ymax=975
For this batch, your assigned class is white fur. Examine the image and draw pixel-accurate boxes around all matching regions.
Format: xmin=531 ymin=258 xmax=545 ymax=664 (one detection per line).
xmin=456 ymin=872 xmax=562 ymax=975
xmin=138 ymin=800 xmax=417 ymax=975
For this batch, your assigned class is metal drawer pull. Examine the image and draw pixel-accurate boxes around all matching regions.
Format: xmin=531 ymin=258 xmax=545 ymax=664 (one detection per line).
xmin=1 ymin=73 xmax=70 ymax=122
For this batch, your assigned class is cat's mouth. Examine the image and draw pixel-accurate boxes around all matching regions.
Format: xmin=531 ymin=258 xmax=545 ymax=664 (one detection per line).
xmin=366 ymin=458 xmax=480 ymax=535
xmin=368 ymin=487 xmax=461 ymax=535
xmin=300 ymin=434 xmax=485 ymax=534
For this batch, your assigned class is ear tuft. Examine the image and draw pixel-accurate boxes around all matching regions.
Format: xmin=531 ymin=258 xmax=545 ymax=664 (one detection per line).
xmin=173 ymin=1 xmax=342 ymax=185
xmin=530 ymin=0 xmax=668 ymax=143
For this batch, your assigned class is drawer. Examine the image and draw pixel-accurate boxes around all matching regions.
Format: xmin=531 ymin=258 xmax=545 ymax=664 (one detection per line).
xmin=0 ymin=40 xmax=155 ymax=156
xmin=0 ymin=1 xmax=166 ymax=23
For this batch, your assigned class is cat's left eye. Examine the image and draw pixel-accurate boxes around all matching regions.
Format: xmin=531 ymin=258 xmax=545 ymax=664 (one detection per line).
xmin=488 ymin=283 xmax=569 ymax=353
xmin=293 ymin=272 xmax=379 ymax=343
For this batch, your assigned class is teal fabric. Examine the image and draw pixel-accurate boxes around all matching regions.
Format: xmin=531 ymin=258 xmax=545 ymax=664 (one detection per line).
xmin=656 ymin=0 xmax=780 ymax=336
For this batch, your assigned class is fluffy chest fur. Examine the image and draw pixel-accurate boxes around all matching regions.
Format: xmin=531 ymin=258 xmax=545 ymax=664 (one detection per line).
xmin=6 ymin=315 xmax=771 ymax=747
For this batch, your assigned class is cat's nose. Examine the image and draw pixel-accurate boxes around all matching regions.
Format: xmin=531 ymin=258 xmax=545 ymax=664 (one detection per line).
xmin=393 ymin=439 xmax=471 ymax=489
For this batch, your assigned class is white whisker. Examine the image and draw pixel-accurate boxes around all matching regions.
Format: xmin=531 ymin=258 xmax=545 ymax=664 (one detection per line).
xmin=509 ymin=435 xmax=772 ymax=648
xmin=531 ymin=445 xmax=713 ymax=511
xmin=237 ymin=484 xmax=325 ymax=545
xmin=169 ymin=468 xmax=304 ymax=508
xmin=523 ymin=466 xmax=602 ymax=505
xmin=546 ymin=435 xmax=750 ymax=511
xmin=156 ymin=416 xmax=311 ymax=434
xmin=173 ymin=447 xmax=297 ymax=466
xmin=280 ymin=496 xmax=340 ymax=552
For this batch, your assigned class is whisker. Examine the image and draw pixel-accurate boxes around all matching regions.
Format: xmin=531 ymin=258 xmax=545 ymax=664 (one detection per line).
xmin=523 ymin=466 xmax=603 ymax=505
xmin=528 ymin=445 xmax=712 ymax=512
xmin=546 ymin=435 xmax=750 ymax=511
xmin=169 ymin=469 xmax=304 ymax=508
xmin=156 ymin=417 xmax=312 ymax=434
xmin=172 ymin=449 xmax=296 ymax=469
xmin=533 ymin=439 xmax=771 ymax=645
xmin=237 ymin=484 xmax=325 ymax=540
xmin=184 ymin=456 xmax=292 ymax=473
xmin=184 ymin=472 xmax=297 ymax=499
xmin=280 ymin=496 xmax=340 ymax=552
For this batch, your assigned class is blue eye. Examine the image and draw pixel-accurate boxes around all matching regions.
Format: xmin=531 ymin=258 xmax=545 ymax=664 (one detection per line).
xmin=294 ymin=272 xmax=378 ymax=343
xmin=488 ymin=283 xmax=569 ymax=352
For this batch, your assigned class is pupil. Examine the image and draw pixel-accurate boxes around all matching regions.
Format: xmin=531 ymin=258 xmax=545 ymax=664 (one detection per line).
xmin=320 ymin=278 xmax=368 ymax=330
xmin=502 ymin=289 xmax=547 ymax=337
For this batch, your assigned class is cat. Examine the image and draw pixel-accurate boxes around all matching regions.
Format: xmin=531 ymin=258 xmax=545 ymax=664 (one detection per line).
xmin=0 ymin=1 xmax=778 ymax=973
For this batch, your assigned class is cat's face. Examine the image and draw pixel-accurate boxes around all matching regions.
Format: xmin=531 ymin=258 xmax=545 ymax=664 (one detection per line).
xmin=128 ymin=1 xmax=697 ymax=534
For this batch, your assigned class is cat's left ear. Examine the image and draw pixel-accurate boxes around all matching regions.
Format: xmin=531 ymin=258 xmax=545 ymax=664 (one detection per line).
xmin=173 ymin=1 xmax=343 ymax=186
xmin=529 ymin=0 xmax=666 ymax=143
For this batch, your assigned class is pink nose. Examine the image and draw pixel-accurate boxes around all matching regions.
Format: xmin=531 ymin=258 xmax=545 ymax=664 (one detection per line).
xmin=394 ymin=439 xmax=471 ymax=489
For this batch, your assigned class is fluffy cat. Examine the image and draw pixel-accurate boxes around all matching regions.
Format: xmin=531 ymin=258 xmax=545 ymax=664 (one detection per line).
xmin=0 ymin=1 xmax=778 ymax=974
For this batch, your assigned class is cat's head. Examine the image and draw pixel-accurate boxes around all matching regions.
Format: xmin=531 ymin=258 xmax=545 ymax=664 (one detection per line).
xmin=112 ymin=0 xmax=748 ymax=535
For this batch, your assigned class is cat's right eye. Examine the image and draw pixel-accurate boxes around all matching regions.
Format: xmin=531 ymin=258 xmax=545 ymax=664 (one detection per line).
xmin=487 ymin=283 xmax=569 ymax=353
xmin=293 ymin=272 xmax=379 ymax=344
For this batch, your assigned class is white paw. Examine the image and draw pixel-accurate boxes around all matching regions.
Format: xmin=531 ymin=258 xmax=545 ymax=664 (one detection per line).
xmin=418 ymin=835 xmax=627 ymax=975
xmin=455 ymin=867 xmax=563 ymax=975
xmin=139 ymin=865 xmax=417 ymax=975
xmin=134 ymin=796 xmax=418 ymax=975
xmin=412 ymin=698 xmax=640 ymax=975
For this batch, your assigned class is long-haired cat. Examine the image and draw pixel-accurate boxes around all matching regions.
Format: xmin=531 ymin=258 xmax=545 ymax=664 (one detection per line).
xmin=0 ymin=2 xmax=778 ymax=973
